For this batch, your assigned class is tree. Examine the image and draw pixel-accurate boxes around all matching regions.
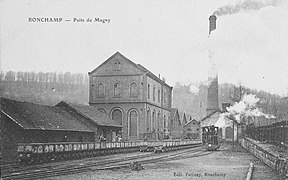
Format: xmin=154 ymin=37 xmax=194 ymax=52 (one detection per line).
xmin=5 ymin=71 xmax=15 ymax=82
xmin=16 ymin=72 xmax=24 ymax=82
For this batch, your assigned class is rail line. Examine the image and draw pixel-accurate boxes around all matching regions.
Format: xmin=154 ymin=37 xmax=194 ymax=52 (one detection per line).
xmin=2 ymin=144 xmax=206 ymax=179
xmin=2 ymin=151 xmax=151 ymax=176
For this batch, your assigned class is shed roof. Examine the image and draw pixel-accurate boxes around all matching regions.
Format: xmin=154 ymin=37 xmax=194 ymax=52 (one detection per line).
xmin=1 ymin=98 xmax=94 ymax=132
xmin=56 ymin=101 xmax=122 ymax=128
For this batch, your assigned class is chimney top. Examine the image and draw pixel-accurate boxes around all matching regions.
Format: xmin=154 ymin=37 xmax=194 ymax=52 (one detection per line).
xmin=209 ymin=15 xmax=217 ymax=35
xmin=209 ymin=14 xmax=217 ymax=21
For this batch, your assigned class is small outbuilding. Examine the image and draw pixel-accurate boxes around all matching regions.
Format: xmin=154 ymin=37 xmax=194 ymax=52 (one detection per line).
xmin=1 ymin=98 xmax=95 ymax=163
xmin=183 ymin=119 xmax=201 ymax=139
xmin=55 ymin=101 xmax=122 ymax=142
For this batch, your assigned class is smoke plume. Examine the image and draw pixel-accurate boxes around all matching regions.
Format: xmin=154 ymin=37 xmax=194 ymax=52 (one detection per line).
xmin=213 ymin=0 xmax=279 ymax=16
xmin=215 ymin=94 xmax=275 ymax=127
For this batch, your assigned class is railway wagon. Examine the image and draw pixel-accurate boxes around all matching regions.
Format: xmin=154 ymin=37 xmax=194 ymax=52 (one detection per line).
xmin=202 ymin=125 xmax=220 ymax=151
xmin=17 ymin=140 xmax=201 ymax=164
xmin=17 ymin=141 xmax=145 ymax=164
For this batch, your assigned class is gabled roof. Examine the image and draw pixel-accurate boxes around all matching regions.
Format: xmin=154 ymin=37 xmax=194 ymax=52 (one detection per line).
xmin=184 ymin=119 xmax=200 ymax=126
xmin=88 ymin=52 xmax=144 ymax=75
xmin=1 ymin=98 xmax=94 ymax=132
xmin=200 ymin=110 xmax=221 ymax=122
xmin=179 ymin=111 xmax=187 ymax=124
xmin=88 ymin=52 xmax=173 ymax=89
xmin=56 ymin=101 xmax=122 ymax=128
xmin=171 ymin=108 xmax=181 ymax=125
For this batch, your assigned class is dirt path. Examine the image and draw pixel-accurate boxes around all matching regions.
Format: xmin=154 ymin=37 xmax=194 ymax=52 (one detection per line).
xmin=53 ymin=143 xmax=281 ymax=180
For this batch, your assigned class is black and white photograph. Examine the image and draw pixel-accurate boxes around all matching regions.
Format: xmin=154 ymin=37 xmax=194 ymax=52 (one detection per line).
xmin=0 ymin=0 xmax=287 ymax=179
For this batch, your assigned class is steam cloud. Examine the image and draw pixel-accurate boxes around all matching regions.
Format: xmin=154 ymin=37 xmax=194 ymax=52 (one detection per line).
xmin=215 ymin=94 xmax=275 ymax=127
xmin=213 ymin=0 xmax=279 ymax=16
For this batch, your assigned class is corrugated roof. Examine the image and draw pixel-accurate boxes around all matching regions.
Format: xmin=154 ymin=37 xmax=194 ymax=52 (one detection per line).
xmin=57 ymin=101 xmax=122 ymax=128
xmin=1 ymin=98 xmax=94 ymax=132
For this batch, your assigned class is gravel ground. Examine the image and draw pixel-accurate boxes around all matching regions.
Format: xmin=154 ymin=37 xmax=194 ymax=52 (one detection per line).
xmin=51 ymin=143 xmax=280 ymax=180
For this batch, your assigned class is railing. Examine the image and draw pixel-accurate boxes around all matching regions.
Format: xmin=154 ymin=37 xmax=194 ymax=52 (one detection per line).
xmin=240 ymin=137 xmax=288 ymax=179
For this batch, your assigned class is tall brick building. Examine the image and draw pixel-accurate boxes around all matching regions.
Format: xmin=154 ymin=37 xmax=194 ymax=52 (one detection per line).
xmin=88 ymin=52 xmax=173 ymax=141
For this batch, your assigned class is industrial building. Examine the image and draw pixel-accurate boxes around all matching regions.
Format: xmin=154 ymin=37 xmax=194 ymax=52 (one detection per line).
xmin=1 ymin=98 xmax=121 ymax=163
xmin=88 ymin=52 xmax=173 ymax=141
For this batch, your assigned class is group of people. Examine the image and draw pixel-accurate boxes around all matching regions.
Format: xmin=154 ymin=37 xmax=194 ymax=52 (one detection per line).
xmin=113 ymin=134 xmax=122 ymax=142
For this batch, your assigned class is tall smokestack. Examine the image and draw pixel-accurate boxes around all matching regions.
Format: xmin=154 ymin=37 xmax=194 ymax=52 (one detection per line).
xmin=206 ymin=15 xmax=220 ymax=116
xmin=209 ymin=15 xmax=217 ymax=35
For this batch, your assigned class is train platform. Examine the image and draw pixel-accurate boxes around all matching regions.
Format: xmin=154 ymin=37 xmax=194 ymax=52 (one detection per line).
xmin=52 ymin=142 xmax=281 ymax=180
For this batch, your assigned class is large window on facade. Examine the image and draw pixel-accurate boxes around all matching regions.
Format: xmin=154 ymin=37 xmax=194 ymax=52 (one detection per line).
xmin=152 ymin=110 xmax=155 ymax=132
xmin=158 ymin=89 xmax=160 ymax=103
xmin=164 ymin=115 xmax=167 ymax=130
xmin=130 ymin=82 xmax=138 ymax=97
xmin=112 ymin=109 xmax=122 ymax=125
xmin=129 ymin=110 xmax=138 ymax=137
xmin=98 ymin=83 xmax=105 ymax=97
xmin=153 ymin=87 xmax=155 ymax=101
xmin=146 ymin=108 xmax=150 ymax=132
xmin=157 ymin=112 xmax=160 ymax=131
xmin=147 ymin=84 xmax=150 ymax=99
xmin=114 ymin=83 xmax=121 ymax=97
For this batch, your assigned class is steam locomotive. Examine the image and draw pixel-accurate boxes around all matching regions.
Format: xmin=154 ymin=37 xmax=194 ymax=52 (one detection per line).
xmin=202 ymin=125 xmax=220 ymax=151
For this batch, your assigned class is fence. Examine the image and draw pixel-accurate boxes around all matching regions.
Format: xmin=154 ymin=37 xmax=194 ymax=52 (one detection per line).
xmin=246 ymin=121 xmax=288 ymax=148
xmin=240 ymin=138 xmax=288 ymax=179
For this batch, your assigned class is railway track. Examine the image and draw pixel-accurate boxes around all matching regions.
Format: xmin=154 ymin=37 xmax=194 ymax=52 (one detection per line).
xmin=2 ymin=151 xmax=151 ymax=176
xmin=2 ymin=144 xmax=205 ymax=179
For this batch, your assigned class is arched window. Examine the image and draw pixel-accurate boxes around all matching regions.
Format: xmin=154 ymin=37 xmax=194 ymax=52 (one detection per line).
xmin=152 ymin=110 xmax=155 ymax=132
xmin=129 ymin=110 xmax=138 ymax=137
xmin=114 ymin=61 xmax=121 ymax=71
xmin=130 ymin=82 xmax=138 ymax=96
xmin=112 ymin=109 xmax=123 ymax=125
xmin=153 ymin=86 xmax=155 ymax=101
xmin=157 ymin=112 xmax=160 ymax=131
xmin=147 ymin=84 xmax=150 ymax=99
xmin=98 ymin=83 xmax=105 ymax=97
xmin=114 ymin=83 xmax=121 ymax=97
xmin=146 ymin=108 xmax=150 ymax=132
xmin=158 ymin=89 xmax=160 ymax=103
xmin=164 ymin=115 xmax=167 ymax=129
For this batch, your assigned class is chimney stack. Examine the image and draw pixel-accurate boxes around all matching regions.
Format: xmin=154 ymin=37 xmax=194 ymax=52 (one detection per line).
xmin=206 ymin=15 xmax=220 ymax=116
xmin=209 ymin=15 xmax=217 ymax=35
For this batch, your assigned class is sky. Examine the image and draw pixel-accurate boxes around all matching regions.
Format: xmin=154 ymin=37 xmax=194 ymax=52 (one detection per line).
xmin=1 ymin=0 xmax=288 ymax=96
